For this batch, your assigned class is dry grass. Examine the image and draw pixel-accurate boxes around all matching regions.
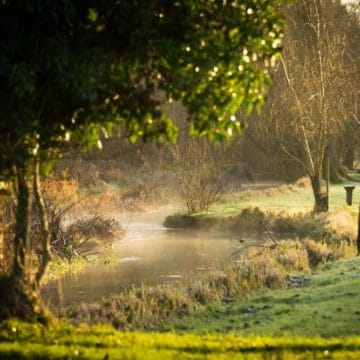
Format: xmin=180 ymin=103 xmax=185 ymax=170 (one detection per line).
xmin=60 ymin=250 xmax=287 ymax=330
xmin=60 ymin=235 xmax=357 ymax=331
xmin=166 ymin=206 xmax=357 ymax=247
xmin=304 ymin=239 xmax=332 ymax=267
xmin=275 ymin=240 xmax=310 ymax=272
xmin=41 ymin=171 xmax=79 ymax=205
xmin=229 ymin=177 xmax=312 ymax=203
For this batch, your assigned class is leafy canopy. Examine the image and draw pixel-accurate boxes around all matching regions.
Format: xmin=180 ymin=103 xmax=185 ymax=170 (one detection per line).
xmin=0 ymin=0 xmax=283 ymax=179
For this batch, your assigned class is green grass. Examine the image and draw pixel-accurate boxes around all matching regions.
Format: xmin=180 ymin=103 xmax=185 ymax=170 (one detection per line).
xmin=2 ymin=257 xmax=360 ymax=359
xmin=160 ymin=257 xmax=360 ymax=338
xmin=213 ymin=184 xmax=360 ymax=217
xmin=165 ymin=183 xmax=359 ymax=241
xmin=1 ymin=320 xmax=360 ymax=359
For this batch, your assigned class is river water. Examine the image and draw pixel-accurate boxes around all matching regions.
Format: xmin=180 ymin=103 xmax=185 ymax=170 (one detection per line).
xmin=42 ymin=207 xmax=261 ymax=308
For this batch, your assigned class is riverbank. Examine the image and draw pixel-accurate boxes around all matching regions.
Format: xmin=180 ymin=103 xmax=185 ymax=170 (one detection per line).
xmin=164 ymin=182 xmax=359 ymax=242
xmin=2 ymin=252 xmax=360 ymax=359
xmin=55 ymin=235 xmax=355 ymax=330
xmin=160 ymin=256 xmax=360 ymax=338
xmin=43 ymin=181 xmax=358 ymax=328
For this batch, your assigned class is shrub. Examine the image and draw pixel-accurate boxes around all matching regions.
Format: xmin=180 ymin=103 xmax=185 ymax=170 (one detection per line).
xmin=50 ymin=213 xmax=124 ymax=261
xmin=31 ymin=197 xmax=124 ymax=262
xmin=170 ymin=138 xmax=228 ymax=214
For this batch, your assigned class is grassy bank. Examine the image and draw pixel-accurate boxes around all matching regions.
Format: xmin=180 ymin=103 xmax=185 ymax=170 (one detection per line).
xmin=160 ymin=257 xmax=360 ymax=338
xmin=1 ymin=320 xmax=360 ymax=359
xmin=164 ymin=183 xmax=359 ymax=241
xmin=57 ymin=237 xmax=355 ymax=331
xmin=216 ymin=183 xmax=360 ymax=216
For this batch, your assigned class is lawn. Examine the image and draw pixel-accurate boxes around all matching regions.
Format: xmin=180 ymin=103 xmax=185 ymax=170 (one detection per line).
xmin=161 ymin=257 xmax=360 ymax=338
xmin=165 ymin=183 xmax=359 ymax=240
xmin=1 ymin=319 xmax=360 ymax=359
xmin=211 ymin=184 xmax=360 ymax=217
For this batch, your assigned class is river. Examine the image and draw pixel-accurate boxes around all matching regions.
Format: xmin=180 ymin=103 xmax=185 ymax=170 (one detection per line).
xmin=42 ymin=207 xmax=262 ymax=308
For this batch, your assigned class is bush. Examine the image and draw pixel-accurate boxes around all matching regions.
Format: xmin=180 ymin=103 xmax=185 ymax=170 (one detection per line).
xmin=50 ymin=212 xmax=124 ymax=261
xmin=170 ymin=138 xmax=228 ymax=214
xmin=31 ymin=198 xmax=124 ymax=262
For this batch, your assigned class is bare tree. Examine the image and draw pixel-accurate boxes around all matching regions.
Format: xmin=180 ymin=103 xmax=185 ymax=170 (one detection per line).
xmin=247 ymin=0 xmax=360 ymax=212
xmin=165 ymin=103 xmax=229 ymax=213
xmin=171 ymin=137 xmax=230 ymax=213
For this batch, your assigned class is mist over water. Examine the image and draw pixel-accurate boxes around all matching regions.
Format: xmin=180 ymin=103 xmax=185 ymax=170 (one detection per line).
xmin=43 ymin=207 xmax=262 ymax=308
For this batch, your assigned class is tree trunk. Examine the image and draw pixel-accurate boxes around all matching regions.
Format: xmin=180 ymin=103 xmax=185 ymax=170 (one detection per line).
xmin=357 ymin=203 xmax=360 ymax=256
xmin=33 ymin=158 xmax=52 ymax=286
xmin=12 ymin=166 xmax=31 ymax=280
xmin=343 ymin=145 xmax=355 ymax=171
xmin=310 ymin=174 xmax=329 ymax=213
xmin=0 ymin=164 xmax=52 ymax=324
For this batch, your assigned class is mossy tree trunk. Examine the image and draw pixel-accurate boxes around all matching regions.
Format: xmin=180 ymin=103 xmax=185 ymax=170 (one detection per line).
xmin=0 ymin=160 xmax=53 ymax=323
xmin=357 ymin=203 xmax=360 ymax=256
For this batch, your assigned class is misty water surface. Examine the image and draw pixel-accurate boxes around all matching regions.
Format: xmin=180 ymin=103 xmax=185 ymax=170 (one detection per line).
xmin=42 ymin=207 xmax=264 ymax=307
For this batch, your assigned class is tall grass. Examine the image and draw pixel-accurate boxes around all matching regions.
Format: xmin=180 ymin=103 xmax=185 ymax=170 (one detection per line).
xmin=60 ymin=237 xmax=355 ymax=330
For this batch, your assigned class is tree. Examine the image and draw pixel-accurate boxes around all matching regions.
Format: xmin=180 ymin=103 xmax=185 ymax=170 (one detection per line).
xmin=0 ymin=1 xmax=283 ymax=322
xmin=245 ymin=0 xmax=360 ymax=212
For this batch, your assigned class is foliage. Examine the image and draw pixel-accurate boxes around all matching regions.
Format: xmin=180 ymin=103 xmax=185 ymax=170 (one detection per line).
xmin=41 ymin=173 xmax=79 ymax=205
xmin=0 ymin=0 xmax=284 ymax=182
xmin=0 ymin=0 xmax=284 ymax=321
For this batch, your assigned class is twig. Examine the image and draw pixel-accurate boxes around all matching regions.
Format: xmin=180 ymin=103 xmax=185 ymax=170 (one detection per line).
xmin=221 ymin=205 xmax=278 ymax=247
xmin=230 ymin=244 xmax=266 ymax=261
